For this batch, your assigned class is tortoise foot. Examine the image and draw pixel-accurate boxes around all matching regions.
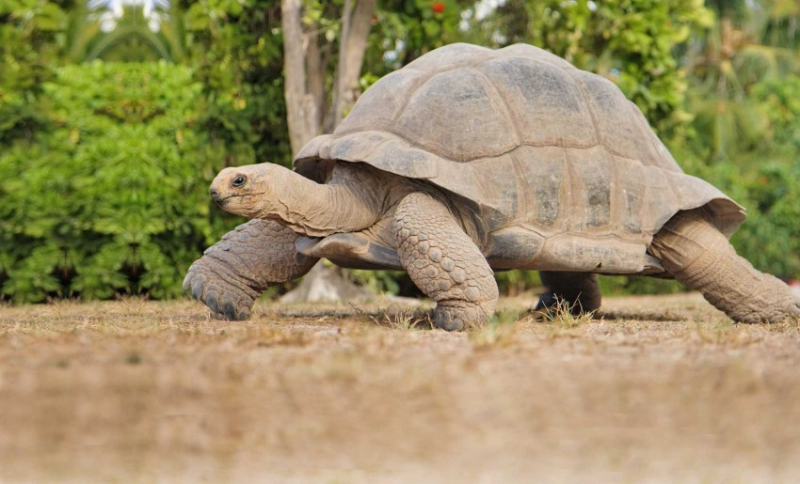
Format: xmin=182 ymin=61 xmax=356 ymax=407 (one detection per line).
xmin=433 ymin=301 xmax=490 ymax=331
xmin=183 ymin=259 xmax=257 ymax=321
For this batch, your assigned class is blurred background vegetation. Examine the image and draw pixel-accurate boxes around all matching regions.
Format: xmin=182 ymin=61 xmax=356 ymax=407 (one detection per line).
xmin=2 ymin=0 xmax=800 ymax=303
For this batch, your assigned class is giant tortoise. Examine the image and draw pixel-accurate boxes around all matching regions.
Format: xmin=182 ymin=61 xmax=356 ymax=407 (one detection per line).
xmin=184 ymin=43 xmax=800 ymax=330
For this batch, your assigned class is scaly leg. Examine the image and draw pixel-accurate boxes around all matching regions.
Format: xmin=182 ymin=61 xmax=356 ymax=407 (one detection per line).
xmin=184 ymin=219 xmax=318 ymax=320
xmin=395 ymin=193 xmax=498 ymax=331
xmin=650 ymin=209 xmax=800 ymax=323
xmin=535 ymin=271 xmax=601 ymax=314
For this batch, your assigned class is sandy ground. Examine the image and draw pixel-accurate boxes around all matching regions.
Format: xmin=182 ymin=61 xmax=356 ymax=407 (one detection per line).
xmin=1 ymin=293 xmax=799 ymax=483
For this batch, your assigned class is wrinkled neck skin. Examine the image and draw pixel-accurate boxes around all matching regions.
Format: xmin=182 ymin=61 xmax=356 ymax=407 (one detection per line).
xmin=259 ymin=162 xmax=409 ymax=237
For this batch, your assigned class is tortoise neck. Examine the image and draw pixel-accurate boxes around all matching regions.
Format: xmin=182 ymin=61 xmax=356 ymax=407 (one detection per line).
xmin=262 ymin=163 xmax=387 ymax=237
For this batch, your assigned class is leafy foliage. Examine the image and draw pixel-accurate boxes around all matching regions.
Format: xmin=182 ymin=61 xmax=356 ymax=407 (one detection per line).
xmin=178 ymin=0 xmax=291 ymax=168
xmin=0 ymin=62 xmax=226 ymax=301
xmin=0 ymin=0 xmax=75 ymax=147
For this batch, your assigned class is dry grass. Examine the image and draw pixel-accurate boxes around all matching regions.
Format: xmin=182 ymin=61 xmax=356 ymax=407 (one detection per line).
xmin=1 ymin=293 xmax=800 ymax=483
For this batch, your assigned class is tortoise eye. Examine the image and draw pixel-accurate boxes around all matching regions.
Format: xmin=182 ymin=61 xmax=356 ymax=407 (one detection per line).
xmin=231 ymin=175 xmax=247 ymax=188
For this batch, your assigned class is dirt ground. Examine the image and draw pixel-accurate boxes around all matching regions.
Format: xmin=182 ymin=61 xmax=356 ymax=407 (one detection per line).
xmin=1 ymin=293 xmax=799 ymax=483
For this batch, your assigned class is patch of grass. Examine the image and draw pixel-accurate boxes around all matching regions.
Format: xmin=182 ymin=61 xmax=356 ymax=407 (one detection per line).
xmin=366 ymin=310 xmax=433 ymax=331
xmin=551 ymin=309 xmax=594 ymax=329
xmin=114 ymin=294 xmax=150 ymax=315
xmin=691 ymin=318 xmax=762 ymax=347
xmin=538 ymin=298 xmax=594 ymax=326
xmin=764 ymin=318 xmax=800 ymax=334
xmin=530 ymin=298 xmax=596 ymax=340
xmin=469 ymin=310 xmax=522 ymax=350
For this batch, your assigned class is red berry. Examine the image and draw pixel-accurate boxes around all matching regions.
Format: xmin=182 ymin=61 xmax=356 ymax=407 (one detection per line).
xmin=432 ymin=2 xmax=445 ymax=13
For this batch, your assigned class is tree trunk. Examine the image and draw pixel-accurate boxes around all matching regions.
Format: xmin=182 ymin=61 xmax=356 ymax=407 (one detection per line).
xmin=305 ymin=25 xmax=325 ymax=129
xmin=325 ymin=0 xmax=376 ymax=132
xmin=280 ymin=0 xmax=378 ymax=302
xmin=281 ymin=0 xmax=319 ymax=153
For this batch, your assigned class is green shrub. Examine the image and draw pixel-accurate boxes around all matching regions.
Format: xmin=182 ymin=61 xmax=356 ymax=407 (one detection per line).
xmin=0 ymin=61 xmax=233 ymax=302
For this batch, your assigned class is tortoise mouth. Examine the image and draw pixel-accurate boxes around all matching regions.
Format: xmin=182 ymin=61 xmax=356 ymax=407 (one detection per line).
xmin=210 ymin=190 xmax=227 ymax=206
xmin=210 ymin=190 xmax=267 ymax=212
xmin=212 ymin=192 xmax=235 ymax=208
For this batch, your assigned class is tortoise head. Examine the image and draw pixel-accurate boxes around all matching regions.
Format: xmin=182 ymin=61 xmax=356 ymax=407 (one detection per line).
xmin=210 ymin=164 xmax=278 ymax=218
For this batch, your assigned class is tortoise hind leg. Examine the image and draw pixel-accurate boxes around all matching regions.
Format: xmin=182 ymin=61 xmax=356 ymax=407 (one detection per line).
xmin=650 ymin=209 xmax=800 ymax=323
xmin=535 ymin=272 xmax=601 ymax=315
xmin=184 ymin=219 xmax=319 ymax=320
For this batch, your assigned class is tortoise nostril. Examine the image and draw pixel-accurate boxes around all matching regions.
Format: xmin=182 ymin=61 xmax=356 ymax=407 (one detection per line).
xmin=210 ymin=188 xmax=221 ymax=203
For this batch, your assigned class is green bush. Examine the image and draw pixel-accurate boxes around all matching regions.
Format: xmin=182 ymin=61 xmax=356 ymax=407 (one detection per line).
xmin=0 ymin=61 xmax=232 ymax=302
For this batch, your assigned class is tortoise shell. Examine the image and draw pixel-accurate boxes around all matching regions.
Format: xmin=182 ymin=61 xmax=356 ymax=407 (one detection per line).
xmin=294 ymin=43 xmax=744 ymax=275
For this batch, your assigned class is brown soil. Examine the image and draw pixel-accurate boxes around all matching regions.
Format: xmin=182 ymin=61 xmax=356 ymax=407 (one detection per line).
xmin=1 ymin=294 xmax=799 ymax=483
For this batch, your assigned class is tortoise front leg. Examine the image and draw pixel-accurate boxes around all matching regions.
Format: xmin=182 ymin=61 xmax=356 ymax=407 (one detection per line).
xmin=184 ymin=219 xmax=318 ymax=320
xmin=395 ymin=193 xmax=498 ymax=331
xmin=650 ymin=209 xmax=800 ymax=323
xmin=535 ymin=271 xmax=601 ymax=315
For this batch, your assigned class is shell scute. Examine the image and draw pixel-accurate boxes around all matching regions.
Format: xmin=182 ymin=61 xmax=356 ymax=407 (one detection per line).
xmin=571 ymin=72 xmax=656 ymax=162
xmin=515 ymin=146 xmax=567 ymax=229
xmin=568 ymin=146 xmax=613 ymax=230
xmin=395 ymin=68 xmax=517 ymax=161
xmin=337 ymin=68 xmax=427 ymax=136
xmin=477 ymin=57 xmax=596 ymax=148
xmin=614 ymin=156 xmax=647 ymax=234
